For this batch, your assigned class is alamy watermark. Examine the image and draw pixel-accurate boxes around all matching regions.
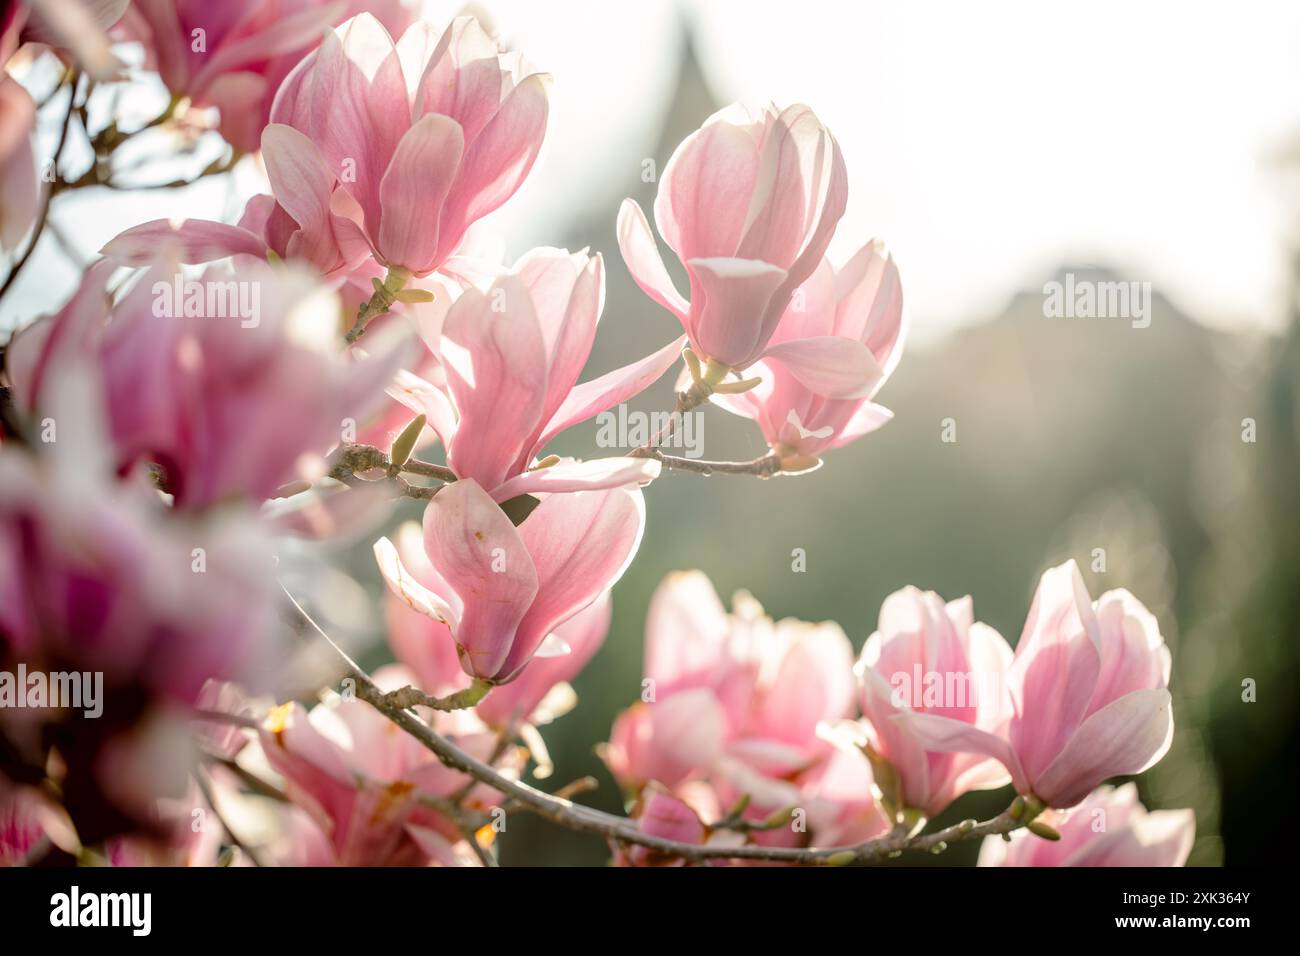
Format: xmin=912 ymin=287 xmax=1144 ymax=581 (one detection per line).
xmin=889 ymin=665 xmax=1006 ymax=710
xmin=152 ymin=274 xmax=261 ymax=328
xmin=0 ymin=665 xmax=103 ymax=718
xmin=50 ymin=886 xmax=151 ymax=936
xmin=1042 ymin=273 xmax=1151 ymax=329
xmin=595 ymin=405 xmax=704 ymax=459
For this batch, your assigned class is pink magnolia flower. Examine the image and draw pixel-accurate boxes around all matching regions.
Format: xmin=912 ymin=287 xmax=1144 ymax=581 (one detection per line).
xmin=979 ymin=783 xmax=1194 ymax=867
xmin=716 ymin=242 xmax=906 ymax=466
xmin=619 ymin=103 xmax=880 ymax=398
xmin=102 ymin=191 xmax=377 ymax=281
xmin=6 ymin=256 xmax=410 ymax=507
xmin=265 ymin=13 xmax=548 ymax=278
xmin=904 ymin=560 xmax=1174 ymax=809
xmin=385 ymin=517 xmax=612 ymax=729
xmin=389 ymin=247 xmax=684 ymax=501
xmin=260 ymin=665 xmax=515 ymax=866
xmin=118 ymin=2 xmax=415 ymax=153
xmin=601 ymin=571 xmax=856 ymax=791
xmin=854 ymin=586 xmax=1014 ymax=818
xmin=375 ymin=478 xmax=645 ymax=684
xmin=0 ymin=76 xmax=37 ymax=252
xmin=616 ymin=787 xmax=708 ymax=867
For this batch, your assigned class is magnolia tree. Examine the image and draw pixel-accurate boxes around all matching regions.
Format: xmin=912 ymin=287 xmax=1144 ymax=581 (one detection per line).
xmin=0 ymin=3 xmax=1194 ymax=868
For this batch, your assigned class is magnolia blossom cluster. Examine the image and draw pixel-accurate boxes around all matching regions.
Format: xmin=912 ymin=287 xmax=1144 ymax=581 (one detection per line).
xmin=0 ymin=5 xmax=1194 ymax=868
xmin=601 ymin=563 xmax=1193 ymax=866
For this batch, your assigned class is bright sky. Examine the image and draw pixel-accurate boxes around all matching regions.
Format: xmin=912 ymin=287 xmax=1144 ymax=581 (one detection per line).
xmin=7 ymin=0 xmax=1300 ymax=342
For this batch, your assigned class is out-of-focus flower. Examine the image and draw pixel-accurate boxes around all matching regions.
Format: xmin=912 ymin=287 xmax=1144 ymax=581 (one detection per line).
xmin=620 ymin=104 xmax=883 ymax=399
xmin=6 ymin=256 xmax=410 ymax=507
xmin=616 ymin=786 xmax=708 ymax=867
xmin=104 ymin=783 xmax=225 ymax=867
xmin=0 ymin=779 xmax=78 ymax=865
xmin=602 ymin=571 xmax=856 ymax=790
xmin=15 ymin=0 xmax=129 ymax=79
xmin=259 ymin=665 xmax=516 ymax=866
xmin=0 ymin=76 xmax=37 ymax=252
xmin=390 ymin=247 xmax=681 ymax=500
xmin=265 ymin=13 xmax=548 ymax=278
xmin=375 ymin=478 xmax=644 ymax=683
xmin=854 ymin=585 xmax=1013 ymax=818
xmin=715 ymin=242 xmax=905 ymax=469
xmin=979 ymin=783 xmax=1194 ymax=867
xmin=117 ymin=2 xmax=415 ymax=153
xmin=385 ymin=517 xmax=611 ymax=729
xmin=904 ymin=560 xmax=1174 ymax=809
xmin=0 ymin=356 xmax=281 ymax=843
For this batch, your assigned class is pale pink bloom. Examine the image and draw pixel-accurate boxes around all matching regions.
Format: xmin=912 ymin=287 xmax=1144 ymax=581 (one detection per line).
xmin=385 ymin=518 xmax=612 ymax=727
xmin=259 ymin=665 xmax=512 ymax=866
xmin=6 ymin=256 xmax=410 ymax=507
xmin=265 ymin=13 xmax=548 ymax=277
xmin=118 ymin=2 xmax=414 ymax=153
xmin=16 ymin=0 xmax=130 ymax=79
xmin=390 ymin=247 xmax=683 ymax=500
xmin=716 ymin=242 xmax=905 ymax=462
xmin=855 ymin=586 xmax=1014 ymax=818
xmin=705 ymin=742 xmax=890 ymax=855
xmin=375 ymin=479 xmax=645 ymax=683
xmin=601 ymin=571 xmax=856 ymax=790
xmin=619 ymin=103 xmax=883 ymax=398
xmin=979 ymin=783 xmax=1194 ymax=867
xmin=102 ymin=191 xmax=377 ymax=280
xmin=0 ymin=76 xmax=38 ymax=252
xmin=617 ymin=787 xmax=708 ymax=867
xmin=904 ymin=561 xmax=1174 ymax=808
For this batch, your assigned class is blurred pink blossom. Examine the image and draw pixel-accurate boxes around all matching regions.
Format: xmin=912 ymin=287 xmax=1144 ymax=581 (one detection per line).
xmin=979 ymin=784 xmax=1194 ymax=867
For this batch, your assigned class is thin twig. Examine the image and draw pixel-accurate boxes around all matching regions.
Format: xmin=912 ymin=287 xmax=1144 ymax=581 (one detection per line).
xmin=194 ymin=766 xmax=268 ymax=867
xmin=201 ymin=751 xmax=289 ymax=804
xmin=644 ymin=449 xmax=783 ymax=477
xmin=328 ymin=443 xmax=449 ymax=499
xmin=0 ymin=72 xmax=81 ymax=304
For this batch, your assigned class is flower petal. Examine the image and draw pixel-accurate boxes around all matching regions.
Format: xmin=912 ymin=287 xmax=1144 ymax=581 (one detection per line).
xmin=1031 ymin=688 xmax=1174 ymax=808
xmin=377 ymin=113 xmax=464 ymax=274
xmin=101 ymin=219 xmax=269 ymax=266
xmin=761 ymin=335 xmax=885 ymax=400
xmin=421 ymin=479 xmax=539 ymax=680
xmin=616 ymin=199 xmax=687 ymax=319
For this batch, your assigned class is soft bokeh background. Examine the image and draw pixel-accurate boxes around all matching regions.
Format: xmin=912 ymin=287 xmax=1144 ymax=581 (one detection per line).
xmin=5 ymin=0 xmax=1298 ymax=865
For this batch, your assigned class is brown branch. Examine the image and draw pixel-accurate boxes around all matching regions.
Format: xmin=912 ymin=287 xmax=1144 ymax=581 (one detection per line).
xmin=328 ymin=443 xmax=450 ymax=499
xmin=284 ymin=587 xmax=1027 ymax=865
xmin=642 ymin=449 xmax=783 ymax=477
